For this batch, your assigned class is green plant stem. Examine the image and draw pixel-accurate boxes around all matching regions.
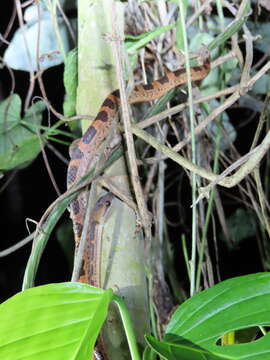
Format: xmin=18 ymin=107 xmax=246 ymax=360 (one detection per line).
xmin=196 ymin=1 xmax=224 ymax=291
xmin=195 ymin=0 xmax=203 ymax=30
xmin=216 ymin=0 xmax=225 ymax=31
xmin=182 ymin=235 xmax=191 ymax=281
xmin=259 ymin=326 xmax=267 ymax=335
xmin=195 ymin=130 xmax=220 ymax=291
xmin=178 ymin=0 xmax=197 ymax=297
xmin=147 ymin=270 xmax=159 ymax=340
xmin=113 ymin=294 xmax=141 ymax=360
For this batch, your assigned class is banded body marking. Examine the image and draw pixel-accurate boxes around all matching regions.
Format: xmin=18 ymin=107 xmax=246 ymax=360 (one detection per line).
xmin=67 ymin=50 xmax=211 ymax=285
xmin=78 ymin=192 xmax=114 ymax=286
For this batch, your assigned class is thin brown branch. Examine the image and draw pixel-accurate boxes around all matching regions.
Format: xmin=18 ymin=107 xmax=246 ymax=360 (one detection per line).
xmin=111 ymin=2 xmax=152 ymax=239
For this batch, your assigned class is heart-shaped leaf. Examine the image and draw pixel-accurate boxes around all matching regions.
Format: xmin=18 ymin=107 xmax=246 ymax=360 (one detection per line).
xmin=146 ymin=273 xmax=270 ymax=359
xmin=0 ymin=94 xmax=45 ymax=171
xmin=0 ymin=282 xmax=113 ymax=360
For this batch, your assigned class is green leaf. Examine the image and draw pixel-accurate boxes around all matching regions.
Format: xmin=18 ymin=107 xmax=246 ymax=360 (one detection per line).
xmin=0 ymin=94 xmax=45 ymax=171
xmin=175 ymin=0 xmax=189 ymax=51
xmin=143 ymin=345 xmax=157 ymax=360
xmin=146 ymin=273 xmax=270 ymax=359
xmin=0 ymin=282 xmax=114 ymax=360
xmin=146 ymin=334 xmax=223 ymax=360
xmin=189 ymin=33 xmax=213 ymax=52
xmin=63 ymin=47 xmax=78 ymax=122
xmin=24 ymin=100 xmax=46 ymax=125
xmin=125 ymin=23 xmax=175 ymax=54
xmin=208 ymin=12 xmax=249 ymax=51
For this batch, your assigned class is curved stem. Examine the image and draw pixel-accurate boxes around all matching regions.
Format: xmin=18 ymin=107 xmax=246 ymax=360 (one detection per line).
xmin=113 ymin=294 xmax=141 ymax=360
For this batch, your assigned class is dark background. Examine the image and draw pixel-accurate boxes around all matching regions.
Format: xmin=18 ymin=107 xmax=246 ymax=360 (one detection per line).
xmin=0 ymin=2 xmax=70 ymax=302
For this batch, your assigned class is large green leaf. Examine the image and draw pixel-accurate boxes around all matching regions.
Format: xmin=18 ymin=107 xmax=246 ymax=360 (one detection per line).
xmin=0 ymin=282 xmax=113 ymax=360
xmin=146 ymin=335 xmax=224 ymax=360
xmin=0 ymin=94 xmax=45 ymax=171
xmin=146 ymin=273 xmax=270 ymax=359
